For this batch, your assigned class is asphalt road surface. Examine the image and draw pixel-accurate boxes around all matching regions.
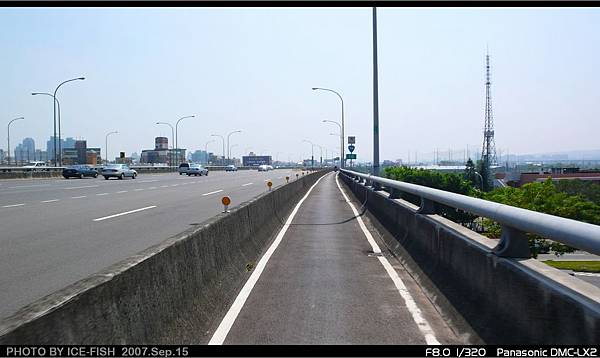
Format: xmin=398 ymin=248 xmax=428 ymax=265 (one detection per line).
xmin=212 ymin=172 xmax=460 ymax=344
xmin=0 ymin=169 xmax=297 ymax=320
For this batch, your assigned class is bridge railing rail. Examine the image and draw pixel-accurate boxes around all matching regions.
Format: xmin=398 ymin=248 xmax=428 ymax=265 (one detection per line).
xmin=340 ymin=168 xmax=600 ymax=258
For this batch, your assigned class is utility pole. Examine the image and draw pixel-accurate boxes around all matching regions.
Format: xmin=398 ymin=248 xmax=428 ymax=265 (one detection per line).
xmin=372 ymin=7 xmax=380 ymax=177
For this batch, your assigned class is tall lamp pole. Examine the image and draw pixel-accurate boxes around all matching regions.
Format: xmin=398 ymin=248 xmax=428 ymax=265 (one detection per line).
xmin=211 ymin=134 xmax=225 ymax=165
xmin=204 ymin=139 xmax=216 ymax=165
xmin=175 ymin=115 xmax=195 ymax=167
xmin=156 ymin=122 xmax=175 ymax=170
xmin=53 ymin=77 xmax=85 ymax=166
xmin=7 ymin=117 xmax=24 ymax=166
xmin=372 ymin=7 xmax=380 ymax=177
xmin=226 ymin=130 xmax=242 ymax=165
xmin=323 ymin=119 xmax=342 ymax=167
xmin=302 ymin=139 xmax=315 ymax=169
xmin=315 ymin=144 xmax=323 ymax=167
xmin=32 ymin=93 xmax=60 ymax=164
xmin=312 ymin=87 xmax=345 ymax=168
xmin=105 ymin=131 xmax=118 ymax=164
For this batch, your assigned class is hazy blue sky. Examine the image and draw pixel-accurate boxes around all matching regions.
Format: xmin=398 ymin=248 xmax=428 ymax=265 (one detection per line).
xmin=1 ymin=7 xmax=599 ymax=162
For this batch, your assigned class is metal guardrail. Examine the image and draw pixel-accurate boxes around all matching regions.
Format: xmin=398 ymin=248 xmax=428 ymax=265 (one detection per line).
xmin=340 ymin=168 xmax=600 ymax=258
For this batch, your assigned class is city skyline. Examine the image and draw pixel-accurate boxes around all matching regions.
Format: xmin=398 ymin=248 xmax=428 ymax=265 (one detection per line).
xmin=2 ymin=8 xmax=600 ymax=163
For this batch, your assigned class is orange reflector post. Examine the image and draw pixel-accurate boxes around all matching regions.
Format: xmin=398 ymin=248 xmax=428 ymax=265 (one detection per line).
xmin=285 ymin=176 xmax=289 ymax=183
xmin=267 ymin=181 xmax=273 ymax=191
xmin=222 ymin=196 xmax=231 ymax=213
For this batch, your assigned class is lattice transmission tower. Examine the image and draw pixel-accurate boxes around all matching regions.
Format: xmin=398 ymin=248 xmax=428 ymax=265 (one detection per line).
xmin=481 ymin=50 xmax=497 ymax=167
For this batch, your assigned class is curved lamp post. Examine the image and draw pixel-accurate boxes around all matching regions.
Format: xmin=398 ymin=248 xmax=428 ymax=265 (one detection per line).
xmin=313 ymin=87 xmax=345 ymax=168
xmin=302 ymin=139 xmax=315 ymax=169
xmin=323 ymin=119 xmax=343 ymax=168
xmin=7 ymin=117 xmax=24 ymax=165
xmin=105 ymin=131 xmax=118 ymax=165
xmin=175 ymin=115 xmax=195 ymax=167
xmin=226 ymin=130 xmax=242 ymax=165
xmin=204 ymin=139 xmax=216 ymax=165
xmin=156 ymin=122 xmax=175 ymax=170
xmin=53 ymin=77 xmax=85 ymax=166
xmin=210 ymin=134 xmax=225 ymax=165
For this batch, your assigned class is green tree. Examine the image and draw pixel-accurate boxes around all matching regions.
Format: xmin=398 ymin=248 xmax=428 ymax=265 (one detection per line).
xmin=555 ymin=179 xmax=600 ymax=206
xmin=464 ymin=158 xmax=479 ymax=189
xmin=476 ymin=159 xmax=493 ymax=192
xmin=483 ymin=178 xmax=600 ymax=257
xmin=384 ymin=166 xmax=478 ymax=226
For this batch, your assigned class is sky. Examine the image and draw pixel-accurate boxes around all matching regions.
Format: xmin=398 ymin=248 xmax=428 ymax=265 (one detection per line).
xmin=1 ymin=7 xmax=599 ymax=163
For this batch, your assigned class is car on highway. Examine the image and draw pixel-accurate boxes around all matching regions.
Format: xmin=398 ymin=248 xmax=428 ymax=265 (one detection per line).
xmin=225 ymin=164 xmax=238 ymax=172
xmin=187 ymin=164 xmax=209 ymax=176
xmin=258 ymin=164 xmax=274 ymax=171
xmin=22 ymin=161 xmax=47 ymax=170
xmin=178 ymin=163 xmax=190 ymax=175
xmin=101 ymin=164 xmax=137 ymax=180
xmin=62 ymin=165 xmax=98 ymax=179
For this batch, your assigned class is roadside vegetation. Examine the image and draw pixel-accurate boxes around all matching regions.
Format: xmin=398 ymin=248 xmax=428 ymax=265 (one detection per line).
xmin=543 ymin=261 xmax=600 ymax=273
xmin=383 ymin=165 xmax=600 ymax=258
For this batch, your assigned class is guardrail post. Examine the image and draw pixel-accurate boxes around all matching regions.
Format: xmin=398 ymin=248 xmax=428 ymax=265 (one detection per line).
xmin=492 ymin=225 xmax=531 ymax=258
xmin=417 ymin=197 xmax=436 ymax=214
xmin=388 ymin=187 xmax=401 ymax=199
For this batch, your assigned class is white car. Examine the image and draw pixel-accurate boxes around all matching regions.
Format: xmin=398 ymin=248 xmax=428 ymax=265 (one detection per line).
xmin=257 ymin=165 xmax=269 ymax=172
xmin=187 ymin=164 xmax=209 ymax=176
xmin=22 ymin=161 xmax=47 ymax=170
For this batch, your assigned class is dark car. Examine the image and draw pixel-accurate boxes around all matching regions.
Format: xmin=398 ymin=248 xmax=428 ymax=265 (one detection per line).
xmin=63 ymin=165 xmax=98 ymax=179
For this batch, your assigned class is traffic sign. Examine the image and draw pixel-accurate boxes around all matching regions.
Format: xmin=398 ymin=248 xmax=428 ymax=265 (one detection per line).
xmin=346 ymin=154 xmax=356 ymax=160
xmin=348 ymin=144 xmax=355 ymax=153
xmin=348 ymin=136 xmax=356 ymax=144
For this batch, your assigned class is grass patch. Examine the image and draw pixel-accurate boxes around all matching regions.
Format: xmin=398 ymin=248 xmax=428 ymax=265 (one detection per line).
xmin=543 ymin=260 xmax=600 ymax=273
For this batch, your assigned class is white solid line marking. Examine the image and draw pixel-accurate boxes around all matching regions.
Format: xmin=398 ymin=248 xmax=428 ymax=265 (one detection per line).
xmin=64 ymin=185 xmax=99 ymax=190
xmin=117 ymin=190 xmax=128 ymax=194
xmin=202 ymin=189 xmax=223 ymax=196
xmin=96 ymin=193 xmax=109 ymax=196
xmin=209 ymin=172 xmax=329 ymax=345
xmin=242 ymin=182 xmax=253 ymax=187
xmin=93 ymin=206 xmax=157 ymax=222
xmin=2 ymin=203 xmax=25 ymax=208
xmin=71 ymin=196 xmax=87 ymax=199
xmin=334 ymin=173 xmax=440 ymax=345
xmin=41 ymin=199 xmax=60 ymax=203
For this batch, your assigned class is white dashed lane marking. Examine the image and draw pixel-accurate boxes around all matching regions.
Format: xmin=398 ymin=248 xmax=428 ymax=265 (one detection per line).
xmin=2 ymin=203 xmax=25 ymax=208
xmin=202 ymin=189 xmax=223 ymax=196
xmin=41 ymin=199 xmax=60 ymax=203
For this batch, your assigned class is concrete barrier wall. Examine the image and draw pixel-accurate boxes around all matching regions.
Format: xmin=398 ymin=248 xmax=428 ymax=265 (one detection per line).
xmin=341 ymin=174 xmax=600 ymax=344
xmin=0 ymin=171 xmax=327 ymax=344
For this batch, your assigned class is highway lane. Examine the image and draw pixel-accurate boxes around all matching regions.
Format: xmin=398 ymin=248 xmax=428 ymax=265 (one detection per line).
xmin=0 ymin=169 xmax=299 ymax=320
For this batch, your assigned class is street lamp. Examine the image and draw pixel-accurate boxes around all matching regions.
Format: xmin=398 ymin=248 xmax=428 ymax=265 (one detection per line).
xmin=474 ymin=171 xmax=484 ymax=191
xmin=175 ymin=115 xmax=195 ymax=167
xmin=302 ymin=139 xmax=315 ymax=169
xmin=7 ymin=117 xmax=24 ymax=166
xmin=322 ymin=119 xmax=343 ymax=169
xmin=53 ymin=77 xmax=85 ymax=166
xmin=105 ymin=131 xmax=118 ymax=164
xmin=315 ymin=144 xmax=323 ymax=167
xmin=313 ymin=87 xmax=345 ymax=168
xmin=226 ymin=130 xmax=242 ymax=165
xmin=230 ymin=144 xmax=238 ymax=163
xmin=156 ymin=122 xmax=175 ymax=170
xmin=211 ymin=134 xmax=225 ymax=165
xmin=204 ymin=139 xmax=216 ymax=165
xmin=32 ymin=92 xmax=60 ymax=164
